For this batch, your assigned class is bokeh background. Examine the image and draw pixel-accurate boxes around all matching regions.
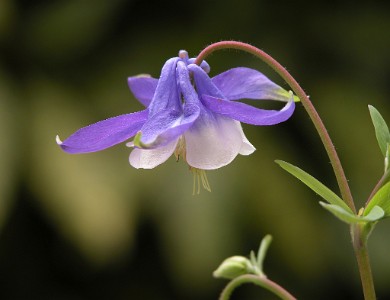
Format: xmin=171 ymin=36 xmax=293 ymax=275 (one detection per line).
xmin=1 ymin=0 xmax=390 ymax=299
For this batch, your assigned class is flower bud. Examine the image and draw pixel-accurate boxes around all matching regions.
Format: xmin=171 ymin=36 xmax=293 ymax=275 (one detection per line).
xmin=213 ymin=256 xmax=252 ymax=280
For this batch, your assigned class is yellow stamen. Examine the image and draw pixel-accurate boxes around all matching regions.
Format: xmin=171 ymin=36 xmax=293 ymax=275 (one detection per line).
xmin=191 ymin=167 xmax=211 ymax=195
xmin=174 ymin=136 xmax=212 ymax=194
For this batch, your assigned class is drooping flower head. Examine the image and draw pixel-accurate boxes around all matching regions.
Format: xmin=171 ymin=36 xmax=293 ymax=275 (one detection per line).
xmin=57 ymin=50 xmax=295 ymax=193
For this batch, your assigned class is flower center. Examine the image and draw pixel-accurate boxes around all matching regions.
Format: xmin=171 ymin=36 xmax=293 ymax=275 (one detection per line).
xmin=174 ymin=136 xmax=211 ymax=194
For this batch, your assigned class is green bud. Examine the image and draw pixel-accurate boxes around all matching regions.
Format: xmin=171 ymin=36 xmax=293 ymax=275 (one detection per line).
xmin=213 ymin=256 xmax=252 ymax=280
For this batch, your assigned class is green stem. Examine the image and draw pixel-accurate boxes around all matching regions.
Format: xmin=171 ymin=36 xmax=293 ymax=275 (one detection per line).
xmin=352 ymin=225 xmax=377 ymax=300
xmin=219 ymin=274 xmax=296 ymax=300
xmin=195 ymin=41 xmax=356 ymax=214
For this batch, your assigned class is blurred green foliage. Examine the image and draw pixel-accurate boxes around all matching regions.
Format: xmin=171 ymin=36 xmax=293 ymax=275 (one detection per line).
xmin=0 ymin=0 xmax=390 ymax=299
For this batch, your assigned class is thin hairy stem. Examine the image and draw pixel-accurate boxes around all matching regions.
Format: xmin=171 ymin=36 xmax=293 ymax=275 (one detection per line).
xmin=219 ymin=274 xmax=296 ymax=300
xmin=195 ymin=41 xmax=356 ymax=213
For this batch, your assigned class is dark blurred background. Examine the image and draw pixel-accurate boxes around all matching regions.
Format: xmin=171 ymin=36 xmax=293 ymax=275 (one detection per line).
xmin=1 ymin=0 xmax=390 ymax=299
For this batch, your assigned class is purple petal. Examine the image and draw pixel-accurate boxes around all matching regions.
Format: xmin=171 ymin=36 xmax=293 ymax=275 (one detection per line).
xmin=188 ymin=58 xmax=210 ymax=73
xmin=202 ymin=95 xmax=295 ymax=125
xmin=57 ymin=109 xmax=148 ymax=154
xmin=212 ymin=67 xmax=292 ymax=101
xmin=128 ymin=75 xmax=158 ymax=107
xmin=138 ymin=103 xmax=200 ymax=148
xmin=137 ymin=61 xmax=201 ymax=148
xmin=148 ymin=57 xmax=181 ymax=116
xmin=187 ymin=64 xmax=224 ymax=98
xmin=138 ymin=109 xmax=186 ymax=146
xmin=177 ymin=61 xmax=200 ymax=106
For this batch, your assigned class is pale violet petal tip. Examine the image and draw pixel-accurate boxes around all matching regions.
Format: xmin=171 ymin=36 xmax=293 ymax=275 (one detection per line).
xmin=236 ymin=122 xmax=256 ymax=155
xmin=240 ymin=142 xmax=256 ymax=155
xmin=56 ymin=135 xmax=63 ymax=145
xmin=179 ymin=50 xmax=189 ymax=59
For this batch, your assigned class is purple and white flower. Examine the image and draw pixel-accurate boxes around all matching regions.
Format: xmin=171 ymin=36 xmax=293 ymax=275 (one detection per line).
xmin=57 ymin=50 xmax=295 ymax=188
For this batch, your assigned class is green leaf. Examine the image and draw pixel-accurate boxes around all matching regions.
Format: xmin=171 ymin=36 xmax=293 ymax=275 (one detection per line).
xmin=256 ymin=235 xmax=272 ymax=274
xmin=364 ymin=181 xmax=390 ymax=217
xmin=368 ymin=105 xmax=390 ymax=157
xmin=250 ymin=250 xmax=257 ymax=268
xmin=364 ymin=205 xmax=385 ymax=221
xmin=320 ymin=202 xmax=384 ymax=224
xmin=276 ymin=160 xmax=352 ymax=212
xmin=320 ymin=202 xmax=359 ymax=224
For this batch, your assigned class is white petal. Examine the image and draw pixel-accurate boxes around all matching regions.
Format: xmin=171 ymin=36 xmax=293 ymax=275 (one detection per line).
xmin=129 ymin=139 xmax=178 ymax=169
xmin=185 ymin=116 xmax=244 ymax=170
xmin=236 ymin=121 xmax=256 ymax=155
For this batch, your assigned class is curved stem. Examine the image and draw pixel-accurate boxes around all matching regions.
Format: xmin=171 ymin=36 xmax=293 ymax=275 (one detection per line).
xmin=196 ymin=41 xmax=377 ymax=299
xmin=195 ymin=41 xmax=356 ymax=213
xmin=219 ymin=274 xmax=296 ymax=300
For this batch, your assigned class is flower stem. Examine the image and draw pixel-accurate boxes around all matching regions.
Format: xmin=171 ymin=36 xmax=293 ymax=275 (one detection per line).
xmin=195 ymin=41 xmax=356 ymax=213
xmin=196 ymin=41 xmax=378 ymax=299
xmin=352 ymin=225 xmax=377 ymax=300
xmin=219 ymin=274 xmax=296 ymax=300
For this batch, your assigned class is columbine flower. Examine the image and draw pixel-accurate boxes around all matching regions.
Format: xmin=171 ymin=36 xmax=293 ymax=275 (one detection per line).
xmin=57 ymin=50 xmax=295 ymax=193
